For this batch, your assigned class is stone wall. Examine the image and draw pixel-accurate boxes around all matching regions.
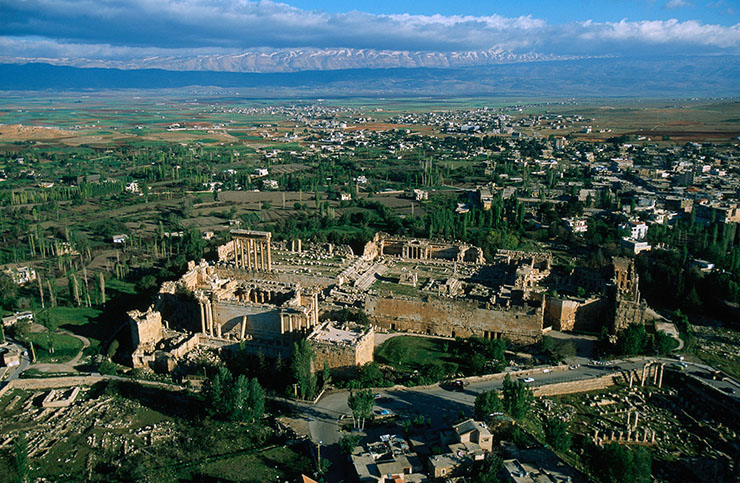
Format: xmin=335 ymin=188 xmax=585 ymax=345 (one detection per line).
xmin=544 ymin=296 xmax=608 ymax=332
xmin=212 ymin=300 xmax=284 ymax=340
xmin=311 ymin=328 xmax=374 ymax=374
xmin=366 ymin=295 xmax=544 ymax=343
xmin=533 ymin=374 xmax=617 ymax=397
xmin=612 ymin=298 xmax=649 ymax=333
xmin=130 ymin=308 xmax=163 ymax=348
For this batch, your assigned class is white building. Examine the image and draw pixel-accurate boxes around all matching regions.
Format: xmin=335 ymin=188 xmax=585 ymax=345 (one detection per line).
xmin=621 ymin=238 xmax=651 ymax=254
xmin=563 ymin=218 xmax=588 ymax=234
xmin=619 ymin=221 xmax=648 ymax=240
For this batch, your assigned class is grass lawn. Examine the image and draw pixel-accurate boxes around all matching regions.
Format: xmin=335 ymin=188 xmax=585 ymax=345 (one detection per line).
xmin=375 ymin=335 xmax=458 ymax=372
xmin=697 ymin=349 xmax=740 ymax=380
xmin=371 ymin=280 xmax=421 ymax=298
xmin=25 ymin=332 xmax=83 ymax=363
xmin=192 ymin=445 xmax=314 ymax=482
xmin=48 ymin=306 xmax=104 ymax=350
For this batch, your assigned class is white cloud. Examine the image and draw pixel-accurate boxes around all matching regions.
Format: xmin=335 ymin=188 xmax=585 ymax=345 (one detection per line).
xmin=665 ymin=0 xmax=692 ymax=8
xmin=0 ymin=0 xmax=738 ymax=68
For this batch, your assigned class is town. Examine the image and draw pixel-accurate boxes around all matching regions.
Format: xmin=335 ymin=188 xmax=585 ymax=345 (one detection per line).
xmin=1 ymin=96 xmax=739 ymax=482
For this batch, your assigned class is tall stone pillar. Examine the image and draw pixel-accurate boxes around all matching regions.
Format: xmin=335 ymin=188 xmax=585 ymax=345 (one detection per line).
xmin=260 ymin=241 xmax=265 ymax=270
xmin=239 ymin=239 xmax=245 ymax=268
xmin=200 ymin=302 xmax=206 ymax=334
xmin=267 ymin=242 xmax=272 ymax=271
xmin=208 ymin=301 xmax=215 ymax=337
xmin=658 ymin=364 xmax=664 ymax=388
xmin=240 ymin=315 xmax=247 ymax=340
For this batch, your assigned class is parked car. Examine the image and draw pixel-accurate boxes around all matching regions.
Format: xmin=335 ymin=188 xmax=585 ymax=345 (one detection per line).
xmin=521 ymin=377 xmax=535 ymax=383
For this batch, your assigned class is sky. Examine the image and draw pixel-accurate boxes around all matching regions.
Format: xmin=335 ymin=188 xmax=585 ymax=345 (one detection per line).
xmin=1 ymin=0 xmax=739 ymax=68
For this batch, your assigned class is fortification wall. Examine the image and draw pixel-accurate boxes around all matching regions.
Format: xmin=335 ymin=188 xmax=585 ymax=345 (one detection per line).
xmin=613 ymin=299 xmax=649 ymax=332
xmin=545 ymin=296 xmax=607 ymax=332
xmin=366 ymin=296 xmax=543 ymax=343
xmin=533 ymin=374 xmax=617 ymax=397
xmin=311 ymin=329 xmax=374 ymax=373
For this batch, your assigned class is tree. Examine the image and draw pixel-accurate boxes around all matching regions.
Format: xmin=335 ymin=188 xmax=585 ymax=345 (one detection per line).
xmin=617 ymin=324 xmax=649 ymax=356
xmin=246 ymin=377 xmax=265 ymax=422
xmin=347 ymin=388 xmax=375 ymax=430
xmin=206 ymin=367 xmax=265 ymax=422
xmin=474 ymin=389 xmax=503 ymax=421
xmin=543 ymin=417 xmax=572 ymax=452
xmin=231 ymin=374 xmax=252 ymax=421
xmin=0 ymin=271 xmax=18 ymax=311
xmin=322 ymin=359 xmax=331 ymax=389
xmin=338 ymin=434 xmax=362 ymax=455
xmin=14 ymin=432 xmax=30 ymax=483
xmin=471 ymin=353 xmax=487 ymax=375
xmin=589 ymin=442 xmax=651 ymax=483
xmin=652 ymin=331 xmax=676 ymax=356
xmin=292 ymin=339 xmax=317 ymax=400
xmin=207 ymin=366 xmax=233 ymax=418
xmin=471 ymin=453 xmax=504 ymax=483
xmin=502 ymin=374 xmax=533 ymax=420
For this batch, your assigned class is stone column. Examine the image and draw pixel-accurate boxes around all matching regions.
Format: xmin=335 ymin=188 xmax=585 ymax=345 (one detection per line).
xmin=634 ymin=412 xmax=639 ymax=429
xmin=298 ymin=239 xmax=302 ymax=253
xmin=641 ymin=364 xmax=647 ymax=386
xmin=267 ymin=242 xmax=272 ymax=271
xmin=207 ymin=301 xmax=214 ymax=337
xmin=260 ymin=241 xmax=265 ymax=270
xmin=240 ymin=315 xmax=247 ymax=340
xmin=653 ymin=365 xmax=659 ymax=385
xmin=239 ymin=239 xmax=245 ymax=268
xmin=658 ymin=364 xmax=664 ymax=388
xmin=252 ymin=239 xmax=258 ymax=270
xmin=200 ymin=302 xmax=206 ymax=334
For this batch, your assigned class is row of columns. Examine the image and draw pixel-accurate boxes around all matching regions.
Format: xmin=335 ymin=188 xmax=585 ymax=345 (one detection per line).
xmin=247 ymin=289 xmax=272 ymax=304
xmin=281 ymin=312 xmax=310 ymax=333
xmin=234 ymin=236 xmax=272 ymax=271
xmin=640 ymin=362 xmax=665 ymax=388
xmin=401 ymin=245 xmax=429 ymax=260
xmin=594 ymin=428 xmax=655 ymax=445
xmin=199 ymin=299 xmax=221 ymax=338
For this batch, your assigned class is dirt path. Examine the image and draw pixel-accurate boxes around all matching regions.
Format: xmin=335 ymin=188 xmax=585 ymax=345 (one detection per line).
xmin=30 ymin=331 xmax=91 ymax=373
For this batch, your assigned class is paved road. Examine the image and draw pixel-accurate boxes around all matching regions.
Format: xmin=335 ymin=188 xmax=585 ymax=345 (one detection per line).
xmin=299 ymin=355 xmax=740 ymax=482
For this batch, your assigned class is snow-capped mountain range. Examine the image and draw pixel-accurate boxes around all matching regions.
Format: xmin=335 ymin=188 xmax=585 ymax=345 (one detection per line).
xmin=1 ymin=48 xmax=574 ymax=73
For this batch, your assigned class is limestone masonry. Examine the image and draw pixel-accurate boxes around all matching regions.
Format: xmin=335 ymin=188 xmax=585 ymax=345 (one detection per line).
xmin=129 ymin=230 xmax=650 ymax=373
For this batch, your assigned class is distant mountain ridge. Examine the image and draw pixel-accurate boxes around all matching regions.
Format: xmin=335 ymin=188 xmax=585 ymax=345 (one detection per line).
xmin=0 ymin=48 xmax=571 ymax=73
xmin=1 ymin=56 xmax=739 ymax=97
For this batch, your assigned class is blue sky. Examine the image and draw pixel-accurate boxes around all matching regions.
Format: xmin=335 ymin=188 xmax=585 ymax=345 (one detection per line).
xmin=0 ymin=0 xmax=738 ymax=70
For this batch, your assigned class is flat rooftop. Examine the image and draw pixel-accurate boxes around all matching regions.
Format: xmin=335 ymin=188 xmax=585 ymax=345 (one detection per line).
xmin=309 ymin=322 xmax=368 ymax=345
